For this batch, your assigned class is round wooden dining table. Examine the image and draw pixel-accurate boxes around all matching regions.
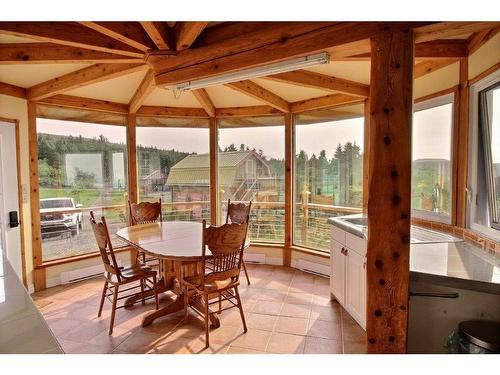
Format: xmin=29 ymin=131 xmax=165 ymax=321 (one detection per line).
xmin=116 ymin=221 xmax=224 ymax=328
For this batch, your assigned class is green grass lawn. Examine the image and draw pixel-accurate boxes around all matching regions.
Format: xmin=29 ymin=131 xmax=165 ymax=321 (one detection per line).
xmin=40 ymin=187 xmax=127 ymax=208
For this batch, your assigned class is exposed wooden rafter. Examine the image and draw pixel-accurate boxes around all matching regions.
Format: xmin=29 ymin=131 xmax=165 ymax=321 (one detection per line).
xmin=136 ymin=105 xmax=208 ymax=118
xmin=140 ymin=22 xmax=171 ymax=50
xmin=215 ymin=105 xmax=283 ymax=118
xmin=192 ymin=89 xmax=216 ymax=117
xmin=0 ymin=81 xmax=26 ymax=98
xmin=79 ymin=22 xmax=156 ymax=52
xmin=36 ymin=94 xmax=128 ymax=114
xmin=414 ymin=21 xmax=500 ymax=43
xmin=264 ymin=70 xmax=369 ymax=97
xmin=414 ymin=59 xmax=458 ymax=79
xmin=0 ymin=22 xmax=145 ymax=57
xmin=0 ymin=43 xmax=143 ymax=64
xmin=28 ymin=63 xmax=147 ymax=101
xmin=226 ymin=80 xmax=290 ymax=112
xmin=129 ymin=69 xmax=156 ymax=114
xmin=290 ymin=93 xmax=364 ymax=113
xmin=467 ymin=27 xmax=500 ymax=55
xmin=175 ymin=22 xmax=209 ymax=50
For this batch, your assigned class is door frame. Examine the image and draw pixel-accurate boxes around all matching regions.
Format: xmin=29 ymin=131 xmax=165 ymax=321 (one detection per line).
xmin=0 ymin=116 xmax=27 ymax=286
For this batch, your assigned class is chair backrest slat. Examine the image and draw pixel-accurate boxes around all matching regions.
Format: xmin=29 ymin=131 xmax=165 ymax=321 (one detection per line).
xmin=226 ymin=199 xmax=252 ymax=225
xmin=129 ymin=198 xmax=162 ymax=225
xmin=89 ymin=211 xmax=122 ymax=280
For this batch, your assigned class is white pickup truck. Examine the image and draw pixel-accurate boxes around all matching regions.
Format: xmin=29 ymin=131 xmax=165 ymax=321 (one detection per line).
xmin=40 ymin=197 xmax=83 ymax=238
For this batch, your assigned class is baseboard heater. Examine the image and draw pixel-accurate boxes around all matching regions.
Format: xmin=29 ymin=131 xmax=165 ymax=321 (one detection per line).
xmin=295 ymin=259 xmax=330 ymax=278
xmin=243 ymin=253 xmax=266 ymax=264
xmin=59 ymin=263 xmax=122 ymax=284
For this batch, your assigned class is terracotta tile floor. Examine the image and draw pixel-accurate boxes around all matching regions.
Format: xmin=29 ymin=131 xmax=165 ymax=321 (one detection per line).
xmin=33 ymin=264 xmax=366 ymax=354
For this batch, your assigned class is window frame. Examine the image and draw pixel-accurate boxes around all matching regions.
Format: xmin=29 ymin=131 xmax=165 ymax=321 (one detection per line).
xmin=469 ymin=69 xmax=500 ymax=240
xmin=411 ymin=93 xmax=455 ymax=224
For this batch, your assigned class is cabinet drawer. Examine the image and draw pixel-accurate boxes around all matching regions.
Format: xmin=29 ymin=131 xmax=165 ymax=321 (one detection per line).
xmin=330 ymin=225 xmax=346 ymax=245
xmin=346 ymin=232 xmax=366 ymax=256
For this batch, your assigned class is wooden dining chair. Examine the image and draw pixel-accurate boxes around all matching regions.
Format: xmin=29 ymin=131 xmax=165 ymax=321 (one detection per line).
xmin=89 ymin=211 xmax=159 ymax=335
xmin=183 ymin=220 xmax=249 ymax=348
xmin=128 ymin=198 xmax=162 ymax=265
xmin=226 ymin=199 xmax=252 ymax=285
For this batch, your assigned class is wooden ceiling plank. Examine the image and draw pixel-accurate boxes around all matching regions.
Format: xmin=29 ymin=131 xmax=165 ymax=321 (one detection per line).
xmin=129 ymin=69 xmax=156 ymax=114
xmin=290 ymin=93 xmax=364 ymax=113
xmin=215 ymin=105 xmax=283 ymax=118
xmin=0 ymin=22 xmax=144 ymax=57
xmin=264 ymin=70 xmax=369 ymax=97
xmin=28 ymin=63 xmax=147 ymax=101
xmin=80 ymin=22 xmax=156 ymax=52
xmin=136 ymin=105 xmax=208 ymax=118
xmin=155 ymin=22 xmax=429 ymax=86
xmin=467 ymin=27 xmax=500 ymax=55
xmin=36 ymin=94 xmax=129 ymax=114
xmin=192 ymin=88 xmax=216 ymax=117
xmin=140 ymin=22 xmax=171 ymax=50
xmin=414 ymin=22 xmax=500 ymax=43
xmin=175 ymin=22 xmax=209 ymax=50
xmin=0 ymin=43 xmax=143 ymax=64
xmin=414 ymin=59 xmax=458 ymax=79
xmin=0 ymin=81 xmax=26 ymax=98
xmin=225 ymin=80 xmax=290 ymax=112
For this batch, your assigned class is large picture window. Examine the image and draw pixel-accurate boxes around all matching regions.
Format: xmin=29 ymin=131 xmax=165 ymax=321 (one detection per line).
xmin=136 ymin=117 xmax=210 ymax=223
xmin=294 ymin=108 xmax=364 ymax=251
xmin=37 ymin=118 xmax=128 ymax=262
xmin=412 ymin=95 xmax=454 ymax=222
xmin=218 ymin=116 xmax=285 ymax=243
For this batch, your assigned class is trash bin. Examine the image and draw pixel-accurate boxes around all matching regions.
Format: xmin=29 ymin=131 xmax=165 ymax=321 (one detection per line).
xmin=456 ymin=320 xmax=500 ymax=354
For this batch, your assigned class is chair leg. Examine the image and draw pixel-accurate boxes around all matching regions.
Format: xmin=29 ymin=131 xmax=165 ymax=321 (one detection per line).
xmin=109 ymin=285 xmax=119 ymax=335
xmin=218 ymin=293 xmax=222 ymax=314
xmin=204 ymin=293 xmax=210 ymax=348
xmin=183 ymin=285 xmax=189 ymax=322
xmin=97 ymin=280 xmax=108 ymax=317
xmin=241 ymin=259 xmax=251 ymax=285
xmin=140 ymin=279 xmax=145 ymax=306
xmin=152 ymin=275 xmax=159 ymax=310
xmin=234 ymin=286 xmax=247 ymax=333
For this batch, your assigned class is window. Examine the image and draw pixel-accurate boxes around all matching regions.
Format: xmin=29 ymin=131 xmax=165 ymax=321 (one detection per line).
xmin=218 ymin=116 xmax=285 ymax=243
xmin=37 ymin=118 xmax=128 ymax=262
xmin=294 ymin=108 xmax=364 ymax=251
xmin=136 ymin=117 xmax=210 ymax=223
xmin=471 ymin=76 xmax=500 ymax=234
xmin=412 ymin=94 xmax=454 ymax=223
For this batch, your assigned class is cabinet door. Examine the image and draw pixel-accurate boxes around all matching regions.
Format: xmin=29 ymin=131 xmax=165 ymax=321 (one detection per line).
xmin=330 ymin=240 xmax=345 ymax=304
xmin=345 ymin=249 xmax=366 ymax=329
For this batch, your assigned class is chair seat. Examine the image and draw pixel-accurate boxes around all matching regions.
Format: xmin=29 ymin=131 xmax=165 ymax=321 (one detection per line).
xmin=107 ymin=265 xmax=156 ymax=284
xmin=183 ymin=274 xmax=235 ymax=292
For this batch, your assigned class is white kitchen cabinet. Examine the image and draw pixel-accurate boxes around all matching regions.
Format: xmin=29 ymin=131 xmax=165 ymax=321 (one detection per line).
xmin=330 ymin=239 xmax=346 ymax=305
xmin=330 ymin=225 xmax=367 ymax=329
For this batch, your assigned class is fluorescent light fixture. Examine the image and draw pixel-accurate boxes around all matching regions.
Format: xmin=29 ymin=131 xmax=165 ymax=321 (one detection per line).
xmin=167 ymin=52 xmax=330 ymax=93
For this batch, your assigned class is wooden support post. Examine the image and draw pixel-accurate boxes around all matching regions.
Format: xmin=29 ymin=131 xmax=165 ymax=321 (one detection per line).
xmin=363 ymin=99 xmax=370 ymax=212
xmin=127 ymin=113 xmax=138 ymax=264
xmin=209 ymin=117 xmax=219 ymax=225
xmin=366 ymin=27 xmax=414 ymax=354
xmin=454 ymin=58 xmax=469 ymax=227
xmin=28 ymin=101 xmax=46 ymax=291
xmin=284 ymin=112 xmax=293 ymax=267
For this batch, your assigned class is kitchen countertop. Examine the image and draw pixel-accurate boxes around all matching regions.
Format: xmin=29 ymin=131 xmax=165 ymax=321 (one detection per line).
xmin=0 ymin=250 xmax=63 ymax=354
xmin=329 ymin=214 xmax=500 ymax=294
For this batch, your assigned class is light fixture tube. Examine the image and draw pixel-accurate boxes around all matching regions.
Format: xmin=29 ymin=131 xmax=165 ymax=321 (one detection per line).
xmin=168 ymin=52 xmax=330 ymax=92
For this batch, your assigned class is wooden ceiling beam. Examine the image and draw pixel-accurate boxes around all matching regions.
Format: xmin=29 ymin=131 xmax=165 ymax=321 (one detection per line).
xmin=0 ymin=81 xmax=26 ymax=98
xmin=140 ymin=22 xmax=171 ymax=50
xmin=290 ymin=93 xmax=364 ymax=113
xmin=155 ymin=22 xmax=429 ymax=86
xmin=225 ymin=80 xmax=290 ymax=112
xmin=264 ymin=70 xmax=369 ymax=97
xmin=0 ymin=43 xmax=143 ymax=64
xmin=175 ymin=22 xmax=209 ymax=51
xmin=28 ymin=63 xmax=147 ymax=101
xmin=467 ymin=27 xmax=500 ymax=55
xmin=414 ymin=59 xmax=458 ymax=79
xmin=79 ymin=22 xmax=156 ymax=52
xmin=136 ymin=105 xmax=208 ymax=118
xmin=215 ymin=105 xmax=283 ymax=118
xmin=0 ymin=22 xmax=144 ymax=57
xmin=36 ymin=94 xmax=129 ymax=114
xmin=129 ymin=69 xmax=156 ymax=114
xmin=192 ymin=89 xmax=216 ymax=117
xmin=414 ymin=22 xmax=500 ymax=43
